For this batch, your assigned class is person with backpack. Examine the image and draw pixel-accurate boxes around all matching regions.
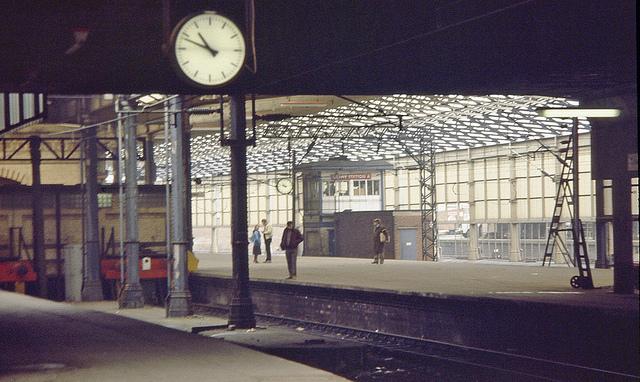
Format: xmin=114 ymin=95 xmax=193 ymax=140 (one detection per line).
xmin=372 ymin=218 xmax=389 ymax=264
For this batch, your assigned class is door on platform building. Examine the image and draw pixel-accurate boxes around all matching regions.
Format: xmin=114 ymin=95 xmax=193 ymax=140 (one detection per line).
xmin=399 ymin=228 xmax=417 ymax=260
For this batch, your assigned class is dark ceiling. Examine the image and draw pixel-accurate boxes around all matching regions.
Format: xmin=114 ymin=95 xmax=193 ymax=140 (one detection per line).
xmin=0 ymin=0 xmax=636 ymax=98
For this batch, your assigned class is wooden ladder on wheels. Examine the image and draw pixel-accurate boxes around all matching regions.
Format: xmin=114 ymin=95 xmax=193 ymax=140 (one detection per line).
xmin=541 ymin=136 xmax=594 ymax=289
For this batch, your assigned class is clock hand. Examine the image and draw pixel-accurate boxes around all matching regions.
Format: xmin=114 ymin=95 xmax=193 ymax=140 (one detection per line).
xmin=184 ymin=38 xmax=208 ymax=50
xmin=198 ymin=32 xmax=219 ymax=57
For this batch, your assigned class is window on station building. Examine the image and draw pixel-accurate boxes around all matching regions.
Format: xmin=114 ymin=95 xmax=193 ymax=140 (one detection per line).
xmin=337 ymin=181 xmax=349 ymax=196
xmin=352 ymin=180 xmax=380 ymax=196
xmin=372 ymin=180 xmax=380 ymax=195
xmin=352 ymin=180 xmax=366 ymax=196
xmin=323 ymin=181 xmax=336 ymax=196
xmin=323 ymin=180 xmax=349 ymax=196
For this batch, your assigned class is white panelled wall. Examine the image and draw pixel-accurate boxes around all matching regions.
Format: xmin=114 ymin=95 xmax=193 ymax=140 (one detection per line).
xmin=190 ymin=132 xmax=639 ymax=263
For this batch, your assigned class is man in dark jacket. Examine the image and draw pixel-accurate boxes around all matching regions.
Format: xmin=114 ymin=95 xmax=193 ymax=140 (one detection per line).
xmin=280 ymin=221 xmax=303 ymax=279
xmin=372 ymin=218 xmax=389 ymax=264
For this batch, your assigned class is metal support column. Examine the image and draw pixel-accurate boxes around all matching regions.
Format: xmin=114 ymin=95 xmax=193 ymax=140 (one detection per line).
xmin=55 ymin=191 xmax=62 ymax=295
xmin=227 ymin=94 xmax=256 ymax=328
xmin=594 ymin=179 xmax=609 ymax=268
xmin=292 ymin=147 xmax=297 ymax=229
xmin=287 ymin=139 xmax=298 ymax=228
xmin=118 ymin=97 xmax=144 ymax=308
xmin=163 ymin=100 xmax=172 ymax=296
xmin=144 ymin=135 xmax=156 ymax=185
xmin=467 ymin=154 xmax=479 ymax=260
xmin=612 ymin=176 xmax=634 ymax=294
xmin=509 ymin=153 xmax=521 ymax=262
xmin=82 ymin=126 xmax=104 ymax=301
xmin=167 ymin=96 xmax=192 ymax=317
xmin=29 ymin=136 xmax=47 ymax=298
xmin=419 ymin=136 xmax=437 ymax=261
xmin=569 ymin=119 xmax=593 ymax=288
xmin=183 ymin=114 xmax=194 ymax=252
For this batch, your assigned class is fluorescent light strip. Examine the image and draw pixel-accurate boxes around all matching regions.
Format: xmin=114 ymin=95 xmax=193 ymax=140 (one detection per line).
xmin=537 ymin=108 xmax=621 ymax=118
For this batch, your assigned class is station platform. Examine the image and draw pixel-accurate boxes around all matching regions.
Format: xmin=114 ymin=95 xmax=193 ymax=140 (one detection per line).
xmin=191 ymin=254 xmax=639 ymax=376
xmin=0 ymin=290 xmax=347 ymax=382
xmin=195 ymin=254 xmax=638 ymax=310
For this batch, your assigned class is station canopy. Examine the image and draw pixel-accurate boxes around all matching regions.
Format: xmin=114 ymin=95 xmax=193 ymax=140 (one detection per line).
xmin=154 ymin=94 xmax=590 ymax=178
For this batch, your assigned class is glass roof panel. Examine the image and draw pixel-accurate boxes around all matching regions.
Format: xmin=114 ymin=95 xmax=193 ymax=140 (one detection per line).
xmin=154 ymin=94 xmax=589 ymax=178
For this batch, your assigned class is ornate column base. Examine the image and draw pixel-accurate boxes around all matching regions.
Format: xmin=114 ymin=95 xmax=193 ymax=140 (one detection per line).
xmin=118 ymin=283 xmax=144 ymax=309
xmin=228 ymin=297 xmax=256 ymax=329
xmin=167 ymin=291 xmax=193 ymax=317
xmin=81 ymin=280 xmax=104 ymax=301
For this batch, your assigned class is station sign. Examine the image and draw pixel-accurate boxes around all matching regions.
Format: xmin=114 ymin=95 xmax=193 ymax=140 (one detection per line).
xmin=330 ymin=173 xmax=371 ymax=181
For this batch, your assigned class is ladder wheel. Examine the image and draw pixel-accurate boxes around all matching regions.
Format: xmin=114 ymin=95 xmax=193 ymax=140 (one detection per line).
xmin=570 ymin=275 xmax=581 ymax=289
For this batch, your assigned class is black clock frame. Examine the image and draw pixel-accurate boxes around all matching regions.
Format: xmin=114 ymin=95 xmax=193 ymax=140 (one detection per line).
xmin=168 ymin=11 xmax=247 ymax=89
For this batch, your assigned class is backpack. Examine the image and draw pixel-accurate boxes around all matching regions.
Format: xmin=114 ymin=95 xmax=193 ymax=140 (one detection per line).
xmin=379 ymin=229 xmax=390 ymax=243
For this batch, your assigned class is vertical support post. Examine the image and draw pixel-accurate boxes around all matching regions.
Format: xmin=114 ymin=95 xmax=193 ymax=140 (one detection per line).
xmin=183 ymin=114 xmax=193 ymax=253
xmin=163 ymin=99 xmax=172 ymax=297
xmin=227 ymin=94 xmax=256 ymax=328
xmin=55 ymin=191 xmax=62 ymax=295
xmin=292 ymin=148 xmax=297 ymax=228
xmin=594 ymin=179 xmax=609 ymax=268
xmin=116 ymin=115 xmax=125 ymax=287
xmin=167 ymin=96 xmax=192 ymax=317
xmin=82 ymin=126 xmax=104 ymax=301
xmin=30 ymin=136 xmax=47 ymax=298
xmin=509 ymin=152 xmax=521 ymax=261
xmin=118 ymin=98 xmax=144 ymax=309
xmin=113 ymin=127 xmax=121 ymax=186
xmin=288 ymin=139 xmax=297 ymax=228
xmin=419 ymin=141 xmax=428 ymax=260
xmin=467 ymin=154 xmax=479 ymax=260
xmin=612 ymin=176 xmax=634 ymax=294
xmin=419 ymin=135 xmax=437 ymax=261
xmin=144 ymin=135 xmax=156 ymax=185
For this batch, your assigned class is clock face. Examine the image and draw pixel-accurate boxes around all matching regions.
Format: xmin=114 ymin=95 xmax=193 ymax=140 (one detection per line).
xmin=276 ymin=178 xmax=293 ymax=194
xmin=171 ymin=12 xmax=246 ymax=87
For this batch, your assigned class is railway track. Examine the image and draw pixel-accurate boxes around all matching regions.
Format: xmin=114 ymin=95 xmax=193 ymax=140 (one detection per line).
xmin=194 ymin=304 xmax=638 ymax=382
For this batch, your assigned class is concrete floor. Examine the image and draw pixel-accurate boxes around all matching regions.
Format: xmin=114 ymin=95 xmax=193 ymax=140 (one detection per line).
xmin=195 ymin=254 xmax=638 ymax=311
xmin=1 ymin=256 xmax=636 ymax=381
xmin=0 ymin=291 xmax=348 ymax=382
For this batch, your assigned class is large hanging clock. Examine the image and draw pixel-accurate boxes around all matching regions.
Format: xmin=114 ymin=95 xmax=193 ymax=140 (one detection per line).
xmin=170 ymin=11 xmax=246 ymax=88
